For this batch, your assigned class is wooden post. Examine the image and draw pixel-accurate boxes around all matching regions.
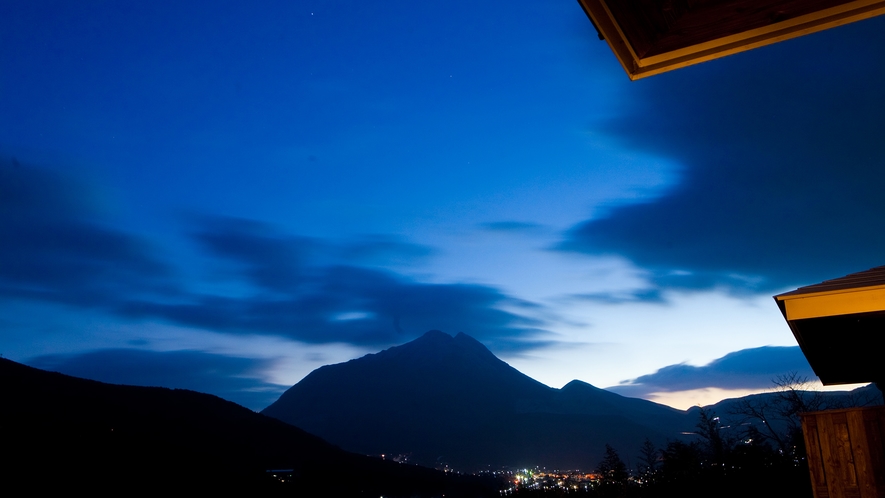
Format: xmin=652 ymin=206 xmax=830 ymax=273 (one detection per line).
xmin=801 ymin=406 xmax=885 ymax=498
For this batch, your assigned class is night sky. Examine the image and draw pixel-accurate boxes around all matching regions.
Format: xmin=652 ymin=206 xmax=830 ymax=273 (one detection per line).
xmin=2 ymin=1 xmax=884 ymax=411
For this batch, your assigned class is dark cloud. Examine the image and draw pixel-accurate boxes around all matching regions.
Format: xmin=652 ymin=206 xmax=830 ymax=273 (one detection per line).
xmin=0 ymin=159 xmax=173 ymax=306
xmin=3 ymin=162 xmax=550 ymax=350
xmin=191 ymin=216 xmax=315 ymax=292
xmin=191 ymin=218 xmax=434 ymax=282
xmin=121 ymin=221 xmax=547 ymax=347
xmin=27 ymin=349 xmax=284 ymax=411
xmin=609 ymin=346 xmax=816 ymax=398
xmin=560 ymin=18 xmax=885 ymax=292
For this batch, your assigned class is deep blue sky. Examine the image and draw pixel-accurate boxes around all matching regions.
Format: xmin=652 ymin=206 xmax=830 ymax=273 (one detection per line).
xmin=2 ymin=1 xmax=883 ymax=410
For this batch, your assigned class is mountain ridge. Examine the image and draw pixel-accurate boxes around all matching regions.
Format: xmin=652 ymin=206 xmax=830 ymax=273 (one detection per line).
xmin=263 ymin=330 xmax=881 ymax=470
xmin=262 ymin=330 xmax=694 ymax=470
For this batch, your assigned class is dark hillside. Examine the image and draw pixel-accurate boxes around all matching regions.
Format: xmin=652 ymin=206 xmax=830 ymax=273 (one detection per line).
xmin=0 ymin=358 xmax=495 ymax=496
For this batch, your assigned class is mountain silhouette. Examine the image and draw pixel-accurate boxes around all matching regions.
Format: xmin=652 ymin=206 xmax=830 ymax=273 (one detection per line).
xmin=262 ymin=330 xmax=693 ymax=470
xmin=0 ymin=357 xmax=497 ymax=496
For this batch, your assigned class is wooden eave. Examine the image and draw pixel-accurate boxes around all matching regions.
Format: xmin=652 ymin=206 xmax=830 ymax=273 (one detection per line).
xmin=577 ymin=0 xmax=885 ymax=80
xmin=776 ymin=284 xmax=885 ymax=321
xmin=774 ymin=266 xmax=885 ymax=386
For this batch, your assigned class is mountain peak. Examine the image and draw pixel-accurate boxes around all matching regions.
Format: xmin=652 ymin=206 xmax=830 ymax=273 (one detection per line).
xmin=453 ymin=331 xmax=482 ymax=346
xmin=374 ymin=330 xmax=497 ymax=365
xmin=561 ymin=379 xmax=601 ymax=391
xmin=416 ymin=329 xmax=453 ymax=343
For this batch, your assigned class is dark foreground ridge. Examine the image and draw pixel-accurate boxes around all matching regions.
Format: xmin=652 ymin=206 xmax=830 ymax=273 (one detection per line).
xmin=0 ymin=357 xmax=497 ymax=496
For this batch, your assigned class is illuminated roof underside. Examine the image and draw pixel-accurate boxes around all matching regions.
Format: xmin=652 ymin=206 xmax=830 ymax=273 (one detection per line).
xmin=775 ymin=266 xmax=885 ymax=385
xmin=578 ymin=0 xmax=885 ymax=80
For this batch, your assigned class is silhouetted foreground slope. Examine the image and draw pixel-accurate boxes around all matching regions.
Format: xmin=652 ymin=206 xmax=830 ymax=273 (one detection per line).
xmin=263 ymin=330 xmax=694 ymax=470
xmin=0 ymin=358 xmax=496 ymax=496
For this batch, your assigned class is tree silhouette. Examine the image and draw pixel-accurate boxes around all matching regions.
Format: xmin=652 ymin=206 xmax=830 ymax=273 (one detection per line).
xmin=694 ymin=406 xmax=728 ymax=465
xmin=636 ymin=438 xmax=659 ymax=483
xmin=727 ymin=372 xmax=821 ymax=454
xmin=596 ymin=444 xmax=628 ymax=497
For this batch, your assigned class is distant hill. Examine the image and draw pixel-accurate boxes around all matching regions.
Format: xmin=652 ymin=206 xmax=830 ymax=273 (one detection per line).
xmin=694 ymin=382 xmax=883 ymax=440
xmin=0 ymin=357 xmax=497 ymax=496
xmin=262 ymin=330 xmax=695 ymax=470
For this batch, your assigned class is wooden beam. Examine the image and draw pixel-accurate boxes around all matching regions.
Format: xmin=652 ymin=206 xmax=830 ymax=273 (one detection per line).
xmin=578 ymin=0 xmax=885 ymax=80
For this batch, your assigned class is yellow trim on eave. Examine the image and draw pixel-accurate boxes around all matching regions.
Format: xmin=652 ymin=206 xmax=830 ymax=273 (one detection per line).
xmin=776 ymin=284 xmax=885 ymax=320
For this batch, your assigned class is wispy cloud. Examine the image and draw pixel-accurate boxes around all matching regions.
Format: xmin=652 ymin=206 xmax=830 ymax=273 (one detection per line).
xmin=0 ymin=159 xmax=174 ymax=307
xmin=336 ymin=234 xmax=436 ymax=265
xmin=568 ymin=289 xmax=664 ymax=305
xmin=480 ymin=221 xmax=545 ymax=233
